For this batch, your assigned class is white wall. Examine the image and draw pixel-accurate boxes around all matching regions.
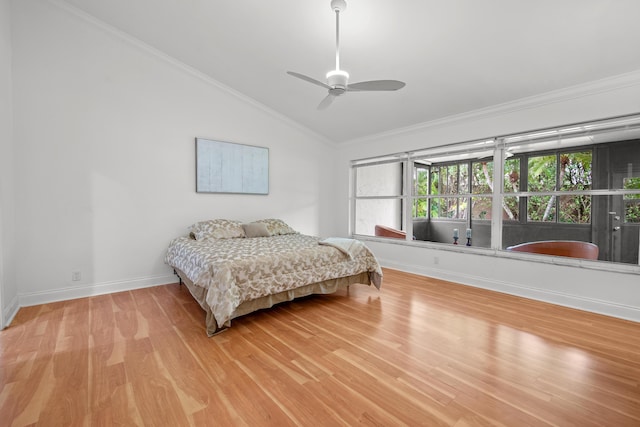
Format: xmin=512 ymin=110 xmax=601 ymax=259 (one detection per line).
xmin=336 ymin=72 xmax=640 ymax=322
xmin=0 ymin=0 xmax=18 ymax=328
xmin=11 ymin=0 xmax=335 ymax=305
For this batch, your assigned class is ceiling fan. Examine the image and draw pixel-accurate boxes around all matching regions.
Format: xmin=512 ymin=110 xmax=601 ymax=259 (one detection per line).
xmin=287 ymin=0 xmax=406 ymax=110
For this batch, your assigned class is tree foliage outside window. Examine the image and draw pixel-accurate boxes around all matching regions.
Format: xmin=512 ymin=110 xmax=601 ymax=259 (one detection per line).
xmin=472 ymin=197 xmax=492 ymax=219
xmin=459 ymin=164 xmax=469 ymax=194
xmin=470 ymin=160 xmax=516 ymax=220
xmin=415 ymin=151 xmax=594 ymax=223
xmin=624 ymin=177 xmax=640 ymax=223
xmin=472 ymin=161 xmax=492 ymax=194
xmin=415 ymin=166 xmax=428 ymax=196
xmin=527 ymin=155 xmax=557 ymax=222
xmin=413 ymin=166 xmax=428 ymax=218
xmin=559 ymin=151 xmax=592 ymax=224
xmin=524 ymin=151 xmax=592 ymax=223
xmin=430 ymin=165 xmax=464 ymax=218
xmin=471 ymin=161 xmax=493 ymax=219
xmin=503 ymin=158 xmax=520 ymax=220
xmin=418 ymin=160 xmax=496 ymax=220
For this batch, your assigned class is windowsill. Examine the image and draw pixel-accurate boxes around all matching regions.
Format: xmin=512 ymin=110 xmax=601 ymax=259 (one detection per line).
xmin=354 ymin=234 xmax=640 ymax=276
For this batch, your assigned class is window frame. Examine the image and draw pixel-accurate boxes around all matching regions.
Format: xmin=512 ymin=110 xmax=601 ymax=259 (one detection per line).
xmin=349 ymin=113 xmax=640 ymax=271
xmin=351 ymin=156 xmax=409 ymax=239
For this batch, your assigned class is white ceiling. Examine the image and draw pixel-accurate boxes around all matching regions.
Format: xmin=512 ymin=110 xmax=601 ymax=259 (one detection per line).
xmin=62 ymin=0 xmax=640 ymax=144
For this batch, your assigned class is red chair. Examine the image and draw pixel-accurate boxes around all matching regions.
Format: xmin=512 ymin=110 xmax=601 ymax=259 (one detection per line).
xmin=374 ymin=225 xmax=407 ymax=239
xmin=506 ymin=240 xmax=599 ymax=260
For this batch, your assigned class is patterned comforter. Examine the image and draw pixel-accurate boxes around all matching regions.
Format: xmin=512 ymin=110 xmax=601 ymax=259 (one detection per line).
xmin=165 ymin=234 xmax=382 ymax=327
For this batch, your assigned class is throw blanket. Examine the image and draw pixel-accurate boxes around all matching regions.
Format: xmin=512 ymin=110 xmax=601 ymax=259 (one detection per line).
xmin=319 ymin=237 xmax=364 ymax=260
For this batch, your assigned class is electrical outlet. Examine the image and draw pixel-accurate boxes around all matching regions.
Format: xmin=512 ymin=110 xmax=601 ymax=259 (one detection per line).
xmin=72 ymin=271 xmax=81 ymax=281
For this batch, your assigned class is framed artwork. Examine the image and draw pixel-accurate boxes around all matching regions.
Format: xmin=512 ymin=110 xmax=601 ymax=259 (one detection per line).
xmin=195 ymin=138 xmax=269 ymax=194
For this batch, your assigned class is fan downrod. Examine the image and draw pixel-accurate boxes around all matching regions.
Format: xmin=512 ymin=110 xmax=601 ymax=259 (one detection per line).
xmin=286 ymin=0 xmax=405 ymax=110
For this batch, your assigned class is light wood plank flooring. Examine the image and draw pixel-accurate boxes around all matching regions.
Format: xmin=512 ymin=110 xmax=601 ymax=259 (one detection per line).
xmin=1 ymin=268 xmax=639 ymax=426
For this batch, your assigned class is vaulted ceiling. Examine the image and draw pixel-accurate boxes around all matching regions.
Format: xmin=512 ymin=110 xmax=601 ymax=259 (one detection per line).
xmin=62 ymin=0 xmax=640 ymax=143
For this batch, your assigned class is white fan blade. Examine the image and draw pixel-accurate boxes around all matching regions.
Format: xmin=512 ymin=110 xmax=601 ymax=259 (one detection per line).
xmin=317 ymin=94 xmax=335 ymax=110
xmin=287 ymin=71 xmax=331 ymax=90
xmin=347 ymin=80 xmax=406 ymax=91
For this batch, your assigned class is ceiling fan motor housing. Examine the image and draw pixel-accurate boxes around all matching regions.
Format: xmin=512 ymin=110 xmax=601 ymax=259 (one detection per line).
xmin=326 ymin=69 xmax=349 ymax=95
xmin=331 ymin=0 xmax=346 ymax=12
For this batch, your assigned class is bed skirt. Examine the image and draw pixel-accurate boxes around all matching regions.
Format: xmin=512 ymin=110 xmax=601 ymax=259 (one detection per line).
xmin=173 ymin=268 xmax=373 ymax=336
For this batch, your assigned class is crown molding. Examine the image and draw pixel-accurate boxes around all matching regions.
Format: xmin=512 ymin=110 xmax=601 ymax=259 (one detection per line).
xmin=342 ymin=69 xmax=640 ymax=147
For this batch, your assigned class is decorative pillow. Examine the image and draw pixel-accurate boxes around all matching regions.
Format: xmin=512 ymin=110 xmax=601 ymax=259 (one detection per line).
xmin=189 ymin=219 xmax=245 ymax=240
xmin=255 ymin=218 xmax=298 ymax=236
xmin=242 ymin=222 xmax=271 ymax=238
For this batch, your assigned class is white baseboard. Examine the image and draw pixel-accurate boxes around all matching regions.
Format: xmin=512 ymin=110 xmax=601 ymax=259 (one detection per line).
xmin=379 ymin=258 xmax=640 ymax=323
xmin=18 ymin=274 xmax=178 ymax=308
xmin=9 ymin=262 xmax=639 ymax=327
xmin=2 ymin=294 xmax=20 ymax=330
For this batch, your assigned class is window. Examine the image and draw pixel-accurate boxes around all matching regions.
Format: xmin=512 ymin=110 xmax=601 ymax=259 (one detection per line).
xmin=351 ymin=114 xmax=640 ymax=266
xmin=502 ymin=117 xmax=638 ymax=264
xmin=408 ymin=140 xmax=496 ymax=247
xmin=429 ymin=163 xmax=468 ymax=219
xmin=352 ymin=160 xmax=405 ymax=237
xmin=519 ymin=151 xmax=592 ymax=223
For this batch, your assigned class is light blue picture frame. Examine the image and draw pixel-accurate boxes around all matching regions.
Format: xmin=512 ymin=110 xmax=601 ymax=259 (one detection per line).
xmin=196 ymin=138 xmax=269 ymax=195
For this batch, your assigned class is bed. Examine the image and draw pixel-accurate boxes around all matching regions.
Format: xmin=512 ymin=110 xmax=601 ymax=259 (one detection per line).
xmin=165 ymin=219 xmax=383 ymax=336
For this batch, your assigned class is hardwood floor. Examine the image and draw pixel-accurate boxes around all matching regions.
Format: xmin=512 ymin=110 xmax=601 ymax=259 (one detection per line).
xmin=1 ymin=268 xmax=639 ymax=426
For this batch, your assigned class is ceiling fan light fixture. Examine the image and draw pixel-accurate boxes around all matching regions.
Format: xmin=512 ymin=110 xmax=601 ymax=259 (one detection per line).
xmin=326 ymin=69 xmax=349 ymax=88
